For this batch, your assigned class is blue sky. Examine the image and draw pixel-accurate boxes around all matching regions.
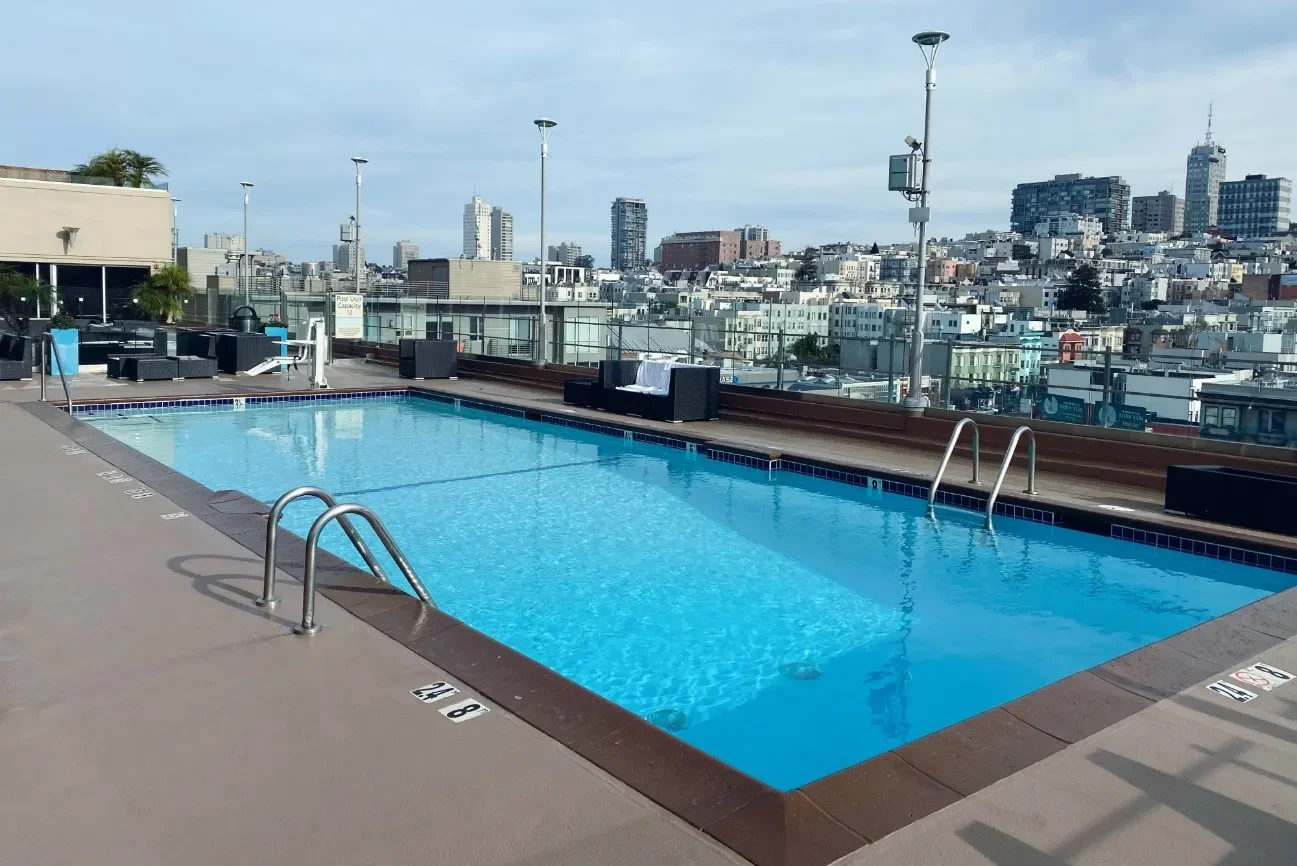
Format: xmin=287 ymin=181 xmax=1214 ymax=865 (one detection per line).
xmin=3 ymin=0 xmax=1295 ymax=265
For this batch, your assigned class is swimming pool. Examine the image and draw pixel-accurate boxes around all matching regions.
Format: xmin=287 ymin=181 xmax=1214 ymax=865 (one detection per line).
xmin=87 ymin=395 xmax=1292 ymax=790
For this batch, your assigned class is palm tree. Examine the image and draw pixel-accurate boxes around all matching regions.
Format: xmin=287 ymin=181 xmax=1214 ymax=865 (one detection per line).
xmin=122 ymin=150 xmax=167 ymax=188
xmin=130 ymin=264 xmax=193 ymax=323
xmin=73 ymin=149 xmax=129 ymax=186
xmin=72 ymin=149 xmax=167 ymax=187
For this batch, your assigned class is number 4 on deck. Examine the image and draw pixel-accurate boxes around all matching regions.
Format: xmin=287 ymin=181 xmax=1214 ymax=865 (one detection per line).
xmin=411 ymin=682 xmax=459 ymax=704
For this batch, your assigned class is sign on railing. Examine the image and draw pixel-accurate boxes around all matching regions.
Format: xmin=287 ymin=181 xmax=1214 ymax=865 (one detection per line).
xmin=332 ymin=293 xmax=363 ymax=339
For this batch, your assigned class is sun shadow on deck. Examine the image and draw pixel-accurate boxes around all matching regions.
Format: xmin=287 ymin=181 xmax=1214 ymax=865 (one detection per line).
xmin=166 ymin=553 xmax=298 ymax=630
xmin=953 ymin=737 xmax=1297 ymax=865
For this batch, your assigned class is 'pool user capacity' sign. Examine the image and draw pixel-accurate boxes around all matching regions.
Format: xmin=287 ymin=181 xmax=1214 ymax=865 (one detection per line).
xmin=332 ymin=293 xmax=364 ymax=339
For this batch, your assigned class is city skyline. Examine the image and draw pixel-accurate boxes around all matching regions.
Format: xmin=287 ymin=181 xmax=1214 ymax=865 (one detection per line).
xmin=5 ymin=1 xmax=1296 ymax=263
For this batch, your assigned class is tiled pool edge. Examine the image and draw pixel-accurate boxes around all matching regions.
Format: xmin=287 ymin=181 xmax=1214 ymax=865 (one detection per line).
xmin=25 ymin=396 xmax=1297 ymax=866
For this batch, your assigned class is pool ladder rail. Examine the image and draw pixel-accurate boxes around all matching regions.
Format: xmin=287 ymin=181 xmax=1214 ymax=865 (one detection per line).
xmin=927 ymin=418 xmax=981 ymax=517
xmin=984 ymin=426 xmax=1037 ymax=531
xmin=928 ymin=422 xmax=1037 ymax=530
xmin=258 ymin=486 xmax=435 ymax=636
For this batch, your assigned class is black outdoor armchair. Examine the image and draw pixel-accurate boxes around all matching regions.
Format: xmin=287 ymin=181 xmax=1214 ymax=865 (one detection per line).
xmin=0 ymin=336 xmax=33 ymax=381
xmin=605 ymin=365 xmax=720 ymax=422
xmin=398 ymin=339 xmax=458 ymax=380
xmin=174 ymin=355 xmax=218 ymax=379
xmin=567 ymin=360 xmax=719 ymax=422
xmin=215 ymin=332 xmax=275 ymax=374
xmin=124 ymin=356 xmax=179 ymax=381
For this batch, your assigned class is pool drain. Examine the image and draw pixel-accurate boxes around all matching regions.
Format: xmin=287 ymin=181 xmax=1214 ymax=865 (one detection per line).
xmin=781 ymin=661 xmax=821 ymax=681
xmin=647 ymin=708 xmax=689 ymax=731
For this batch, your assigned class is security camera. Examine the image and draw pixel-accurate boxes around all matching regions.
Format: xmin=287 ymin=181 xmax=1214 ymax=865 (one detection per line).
xmin=905 ymin=136 xmax=921 ymax=150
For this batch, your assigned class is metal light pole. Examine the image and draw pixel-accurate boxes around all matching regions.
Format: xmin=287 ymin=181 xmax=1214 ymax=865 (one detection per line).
xmin=171 ymin=197 xmax=181 ymax=261
xmin=534 ymin=118 xmax=557 ymax=366
xmin=904 ymin=30 xmax=950 ymax=412
xmin=240 ymin=181 xmax=254 ymax=305
xmin=352 ymin=157 xmax=368 ymax=291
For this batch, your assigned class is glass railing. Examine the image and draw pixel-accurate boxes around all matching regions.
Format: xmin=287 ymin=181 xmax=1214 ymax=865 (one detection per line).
xmin=174 ymin=286 xmax=1297 ymax=449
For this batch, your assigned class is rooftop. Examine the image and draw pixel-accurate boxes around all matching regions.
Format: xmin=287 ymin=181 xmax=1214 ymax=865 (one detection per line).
xmin=4 ymin=356 xmax=1297 ymax=866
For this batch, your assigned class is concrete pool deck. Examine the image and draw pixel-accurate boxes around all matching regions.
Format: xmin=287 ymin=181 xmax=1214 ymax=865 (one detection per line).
xmin=3 ymin=363 xmax=1297 ymax=865
xmin=0 ymin=399 xmax=747 ymax=866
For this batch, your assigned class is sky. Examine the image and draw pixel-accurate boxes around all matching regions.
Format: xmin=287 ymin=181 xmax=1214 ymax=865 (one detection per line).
xmin=3 ymin=0 xmax=1296 ymax=266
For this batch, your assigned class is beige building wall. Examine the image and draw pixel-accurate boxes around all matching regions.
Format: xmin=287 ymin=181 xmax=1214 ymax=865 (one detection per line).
xmin=408 ymin=258 xmax=524 ymax=300
xmin=0 ymin=178 xmax=172 ymax=267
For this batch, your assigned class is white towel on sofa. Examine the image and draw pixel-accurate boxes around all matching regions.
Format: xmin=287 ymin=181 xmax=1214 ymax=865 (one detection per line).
xmin=617 ymin=360 xmax=676 ymax=396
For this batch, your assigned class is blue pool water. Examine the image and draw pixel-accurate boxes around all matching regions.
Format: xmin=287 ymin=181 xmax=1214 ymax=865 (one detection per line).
xmin=87 ymin=396 xmax=1293 ymax=789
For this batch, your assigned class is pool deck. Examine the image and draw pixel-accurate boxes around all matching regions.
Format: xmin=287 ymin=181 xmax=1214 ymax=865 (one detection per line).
xmin=3 ymin=363 xmax=1297 ymax=865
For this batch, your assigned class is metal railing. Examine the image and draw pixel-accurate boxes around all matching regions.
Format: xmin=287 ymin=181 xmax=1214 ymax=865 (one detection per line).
xmin=257 ymin=486 xmax=391 ymax=609
xmin=297 ymin=503 xmax=433 ymax=636
xmin=985 ymin=426 xmax=1038 ymax=531
xmin=928 ymin=417 xmax=980 ymax=516
xmin=38 ymin=333 xmax=73 ymax=412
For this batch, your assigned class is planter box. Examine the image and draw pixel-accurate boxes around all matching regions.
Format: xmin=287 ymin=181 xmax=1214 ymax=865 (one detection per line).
xmin=1166 ymin=464 xmax=1297 ymax=535
xmin=48 ymin=328 xmax=80 ymax=376
xmin=263 ymin=326 xmax=288 ymax=357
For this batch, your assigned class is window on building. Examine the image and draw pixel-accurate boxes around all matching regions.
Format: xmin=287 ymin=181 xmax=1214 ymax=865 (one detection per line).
xmin=469 ymin=316 xmax=483 ymax=342
xmin=1203 ymin=406 xmax=1220 ymax=426
xmin=1222 ymin=407 xmax=1238 ymax=428
xmin=1261 ymin=409 xmax=1287 ymax=434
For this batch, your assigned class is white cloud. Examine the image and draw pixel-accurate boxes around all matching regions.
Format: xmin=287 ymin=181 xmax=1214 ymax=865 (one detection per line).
xmin=0 ymin=0 xmax=1293 ymax=263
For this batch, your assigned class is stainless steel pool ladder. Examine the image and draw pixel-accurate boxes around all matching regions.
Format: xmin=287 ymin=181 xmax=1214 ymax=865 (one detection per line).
xmin=928 ymin=418 xmax=981 ymax=516
xmin=258 ymin=487 xmax=434 ymax=636
xmin=984 ymin=426 xmax=1038 ymax=531
xmin=38 ymin=333 xmax=73 ymax=413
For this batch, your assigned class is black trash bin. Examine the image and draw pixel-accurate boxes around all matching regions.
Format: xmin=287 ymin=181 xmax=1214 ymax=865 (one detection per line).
xmin=229 ymin=305 xmax=261 ymax=333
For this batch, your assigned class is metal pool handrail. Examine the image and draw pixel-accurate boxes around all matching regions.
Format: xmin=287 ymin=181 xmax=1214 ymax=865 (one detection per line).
xmin=38 ymin=333 xmax=73 ymax=413
xmin=985 ymin=426 xmax=1038 ymax=531
xmin=295 ymin=503 xmax=434 ymax=635
xmin=257 ymin=486 xmax=391 ymax=609
xmin=928 ymin=417 xmax=980 ymax=516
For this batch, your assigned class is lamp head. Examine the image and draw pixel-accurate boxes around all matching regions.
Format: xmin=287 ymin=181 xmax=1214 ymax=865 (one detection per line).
xmin=912 ymin=30 xmax=950 ymax=70
xmin=534 ymin=118 xmax=557 ymax=130
xmin=240 ymin=181 xmax=254 ymax=189
xmin=351 ymin=156 xmax=369 ymax=165
xmin=912 ymin=30 xmax=950 ymax=47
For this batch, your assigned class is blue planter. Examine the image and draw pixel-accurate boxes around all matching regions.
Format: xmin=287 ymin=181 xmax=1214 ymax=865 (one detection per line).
xmin=48 ymin=328 xmax=80 ymax=376
xmin=263 ymin=326 xmax=288 ymax=356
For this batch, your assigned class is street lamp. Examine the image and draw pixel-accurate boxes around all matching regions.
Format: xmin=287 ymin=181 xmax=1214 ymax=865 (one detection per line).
xmin=239 ymin=182 xmax=254 ymax=305
xmin=351 ymin=157 xmax=368 ymax=291
xmin=534 ymin=118 xmax=557 ymax=366
xmin=891 ymin=29 xmax=949 ymax=411
xmin=171 ymin=197 xmax=181 ymax=262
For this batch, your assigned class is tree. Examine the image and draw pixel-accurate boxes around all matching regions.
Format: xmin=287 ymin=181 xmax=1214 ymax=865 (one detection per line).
xmin=73 ymin=148 xmax=167 ymax=188
xmin=0 ymin=267 xmax=53 ymax=335
xmin=870 ymin=242 xmax=880 ymax=255
xmin=794 ymin=246 xmax=818 ymax=283
xmin=130 ymin=264 xmax=193 ymax=323
xmin=122 ymin=150 xmax=167 ymax=188
xmin=1057 ymin=263 xmax=1106 ymax=314
xmin=1140 ymin=299 xmax=1163 ymax=311
xmin=788 ymin=333 xmax=840 ymax=366
xmin=575 ymin=254 xmax=595 ymax=272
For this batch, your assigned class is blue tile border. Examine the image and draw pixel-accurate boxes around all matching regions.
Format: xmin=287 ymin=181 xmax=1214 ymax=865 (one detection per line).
xmin=707 ymin=448 xmax=778 ymax=472
xmin=69 ymin=390 xmax=407 ymax=417
xmin=541 ymin=414 xmax=636 ymax=440
xmin=1110 ymin=524 xmax=1297 ymax=575
xmin=779 ymin=457 xmax=1055 ymax=525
